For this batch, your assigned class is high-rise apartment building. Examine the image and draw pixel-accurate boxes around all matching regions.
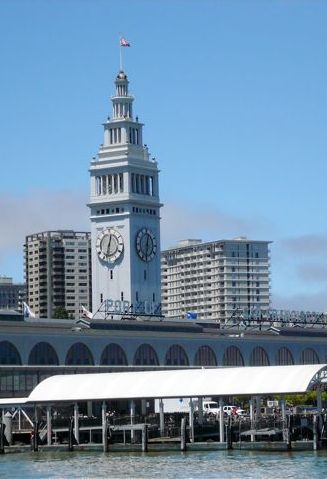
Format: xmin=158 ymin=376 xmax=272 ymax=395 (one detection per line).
xmin=24 ymin=231 xmax=91 ymax=319
xmin=161 ymin=237 xmax=271 ymax=322
xmin=0 ymin=276 xmax=25 ymax=310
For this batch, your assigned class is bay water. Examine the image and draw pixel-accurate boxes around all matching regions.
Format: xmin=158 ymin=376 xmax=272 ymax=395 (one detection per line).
xmin=1 ymin=450 xmax=327 ymax=478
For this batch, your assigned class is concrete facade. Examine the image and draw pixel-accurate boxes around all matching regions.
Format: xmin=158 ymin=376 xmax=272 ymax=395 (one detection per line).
xmin=24 ymin=231 xmax=91 ymax=319
xmin=0 ymin=317 xmax=325 ymax=397
xmin=0 ymin=277 xmax=25 ymax=310
xmin=89 ymin=71 xmax=161 ymax=315
xmin=161 ymin=238 xmax=271 ymax=321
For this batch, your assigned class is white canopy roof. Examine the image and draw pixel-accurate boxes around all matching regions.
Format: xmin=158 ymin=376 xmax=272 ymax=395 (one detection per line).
xmin=27 ymin=365 xmax=326 ymax=404
xmin=0 ymin=397 xmax=28 ymax=406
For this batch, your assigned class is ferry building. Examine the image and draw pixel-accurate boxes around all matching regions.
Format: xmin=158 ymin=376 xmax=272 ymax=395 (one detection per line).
xmin=0 ymin=69 xmax=326 ymax=399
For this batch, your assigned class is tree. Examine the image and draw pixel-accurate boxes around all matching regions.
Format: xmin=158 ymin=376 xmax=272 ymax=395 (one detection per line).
xmin=53 ymin=307 xmax=69 ymax=319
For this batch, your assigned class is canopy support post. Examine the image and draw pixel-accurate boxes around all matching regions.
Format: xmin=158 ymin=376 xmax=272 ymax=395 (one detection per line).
xmin=250 ymin=397 xmax=255 ymax=442
xmin=219 ymin=397 xmax=224 ymax=443
xmin=102 ymin=401 xmax=108 ymax=452
xmin=159 ymin=399 xmax=164 ymax=437
xmin=198 ymin=397 xmax=203 ymax=425
xmin=189 ymin=398 xmax=194 ymax=442
xmin=130 ymin=400 xmax=135 ymax=442
xmin=74 ymin=403 xmax=79 ymax=444
xmin=46 ymin=406 xmax=52 ymax=446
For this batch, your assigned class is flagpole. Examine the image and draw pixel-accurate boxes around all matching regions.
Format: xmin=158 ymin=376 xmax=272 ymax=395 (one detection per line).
xmin=119 ymin=41 xmax=123 ymax=71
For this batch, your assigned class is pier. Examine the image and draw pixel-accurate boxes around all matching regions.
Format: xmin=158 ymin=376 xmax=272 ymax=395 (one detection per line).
xmin=0 ymin=365 xmax=326 ymax=454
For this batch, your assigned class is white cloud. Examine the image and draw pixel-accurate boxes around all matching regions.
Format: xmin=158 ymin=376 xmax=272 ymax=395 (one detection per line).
xmin=272 ymin=290 xmax=327 ymax=313
xmin=0 ymin=189 xmax=89 ymax=252
xmin=280 ymin=234 xmax=327 ymax=256
xmin=160 ymin=201 xmax=268 ymax=248
xmin=0 ymin=189 xmax=90 ymax=280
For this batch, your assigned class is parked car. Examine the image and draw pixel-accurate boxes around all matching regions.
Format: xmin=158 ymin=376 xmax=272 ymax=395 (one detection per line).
xmin=235 ymin=408 xmax=248 ymax=417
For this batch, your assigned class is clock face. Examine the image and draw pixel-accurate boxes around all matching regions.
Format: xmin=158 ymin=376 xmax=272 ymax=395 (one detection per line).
xmin=96 ymin=228 xmax=124 ymax=262
xmin=136 ymin=228 xmax=157 ymax=262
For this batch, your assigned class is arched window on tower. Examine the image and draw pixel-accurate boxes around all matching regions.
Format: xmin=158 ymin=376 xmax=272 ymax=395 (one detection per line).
xmin=119 ymin=173 xmax=124 ymax=192
xmin=102 ymin=176 xmax=107 ymax=195
xmin=108 ymin=175 xmax=113 ymax=194
xmin=149 ymin=177 xmax=154 ymax=196
xmin=114 ymin=174 xmax=118 ymax=194
xmin=96 ymin=177 xmax=101 ymax=196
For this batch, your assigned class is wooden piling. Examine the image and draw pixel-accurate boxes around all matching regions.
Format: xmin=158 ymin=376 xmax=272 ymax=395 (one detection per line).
xmin=68 ymin=418 xmax=74 ymax=452
xmin=181 ymin=417 xmax=187 ymax=451
xmin=313 ymin=415 xmax=318 ymax=451
xmin=0 ymin=424 xmax=4 ymax=454
xmin=142 ymin=424 xmax=148 ymax=452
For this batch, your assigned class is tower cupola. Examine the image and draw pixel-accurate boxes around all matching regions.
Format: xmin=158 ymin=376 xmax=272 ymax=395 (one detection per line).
xmin=112 ymin=70 xmax=133 ymax=120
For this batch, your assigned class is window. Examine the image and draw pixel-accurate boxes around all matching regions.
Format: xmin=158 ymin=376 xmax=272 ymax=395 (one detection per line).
xmin=110 ymin=270 xmax=113 ymax=279
xmin=133 ymin=344 xmax=159 ymax=366
xmin=194 ymin=346 xmax=217 ymax=366
xmin=100 ymin=344 xmax=128 ymax=365
xmin=114 ymin=174 xmax=118 ymax=193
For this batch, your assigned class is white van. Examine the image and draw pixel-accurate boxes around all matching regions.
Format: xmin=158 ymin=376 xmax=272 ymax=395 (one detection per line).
xmin=202 ymin=401 xmax=220 ymax=416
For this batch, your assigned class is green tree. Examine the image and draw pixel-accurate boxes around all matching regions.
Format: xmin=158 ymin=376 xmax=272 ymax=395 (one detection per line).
xmin=53 ymin=307 xmax=69 ymax=319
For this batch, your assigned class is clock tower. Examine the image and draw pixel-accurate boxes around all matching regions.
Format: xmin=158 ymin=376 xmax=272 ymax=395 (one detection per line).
xmin=89 ymin=71 xmax=162 ymax=315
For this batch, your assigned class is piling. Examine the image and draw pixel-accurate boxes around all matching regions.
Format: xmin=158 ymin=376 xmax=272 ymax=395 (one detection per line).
xmin=142 ymin=424 xmax=148 ymax=452
xmin=313 ymin=415 xmax=318 ymax=451
xmin=181 ymin=417 xmax=187 ymax=451
xmin=68 ymin=418 xmax=74 ymax=452
xmin=0 ymin=424 xmax=4 ymax=454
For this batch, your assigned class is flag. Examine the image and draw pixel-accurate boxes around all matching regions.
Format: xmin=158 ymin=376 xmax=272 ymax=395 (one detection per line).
xmin=22 ymin=302 xmax=36 ymax=319
xmin=120 ymin=37 xmax=131 ymax=47
xmin=81 ymin=305 xmax=93 ymax=319
xmin=186 ymin=311 xmax=197 ymax=320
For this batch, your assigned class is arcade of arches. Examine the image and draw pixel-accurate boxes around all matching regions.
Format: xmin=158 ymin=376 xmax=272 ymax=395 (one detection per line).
xmin=0 ymin=341 xmax=323 ymax=367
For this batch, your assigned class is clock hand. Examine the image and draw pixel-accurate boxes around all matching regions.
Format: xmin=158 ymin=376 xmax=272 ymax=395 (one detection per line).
xmin=107 ymin=235 xmax=112 ymax=255
xmin=146 ymin=235 xmax=149 ymax=258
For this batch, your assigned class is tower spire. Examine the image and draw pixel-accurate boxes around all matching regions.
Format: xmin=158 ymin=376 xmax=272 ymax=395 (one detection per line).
xmin=112 ymin=71 xmax=133 ymax=120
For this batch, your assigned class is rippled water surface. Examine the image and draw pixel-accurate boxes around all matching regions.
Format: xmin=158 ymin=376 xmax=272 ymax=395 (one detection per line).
xmin=1 ymin=450 xmax=327 ymax=479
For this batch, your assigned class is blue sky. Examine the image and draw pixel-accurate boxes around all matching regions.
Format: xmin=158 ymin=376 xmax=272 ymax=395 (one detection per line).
xmin=1 ymin=0 xmax=327 ymax=310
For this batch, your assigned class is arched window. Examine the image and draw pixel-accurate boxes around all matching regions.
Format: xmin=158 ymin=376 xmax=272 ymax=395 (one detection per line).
xmin=65 ymin=342 xmax=94 ymax=365
xmin=100 ymin=344 xmax=128 ymax=365
xmin=222 ymin=346 xmax=244 ymax=366
xmin=165 ymin=345 xmax=189 ymax=366
xmin=133 ymin=344 xmax=159 ymax=365
xmin=28 ymin=342 xmax=59 ymax=365
xmin=249 ymin=346 xmax=270 ymax=366
xmin=194 ymin=346 xmax=217 ymax=366
xmin=0 ymin=341 xmax=21 ymax=365
xmin=301 ymin=348 xmax=320 ymax=365
xmin=276 ymin=347 xmax=294 ymax=365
